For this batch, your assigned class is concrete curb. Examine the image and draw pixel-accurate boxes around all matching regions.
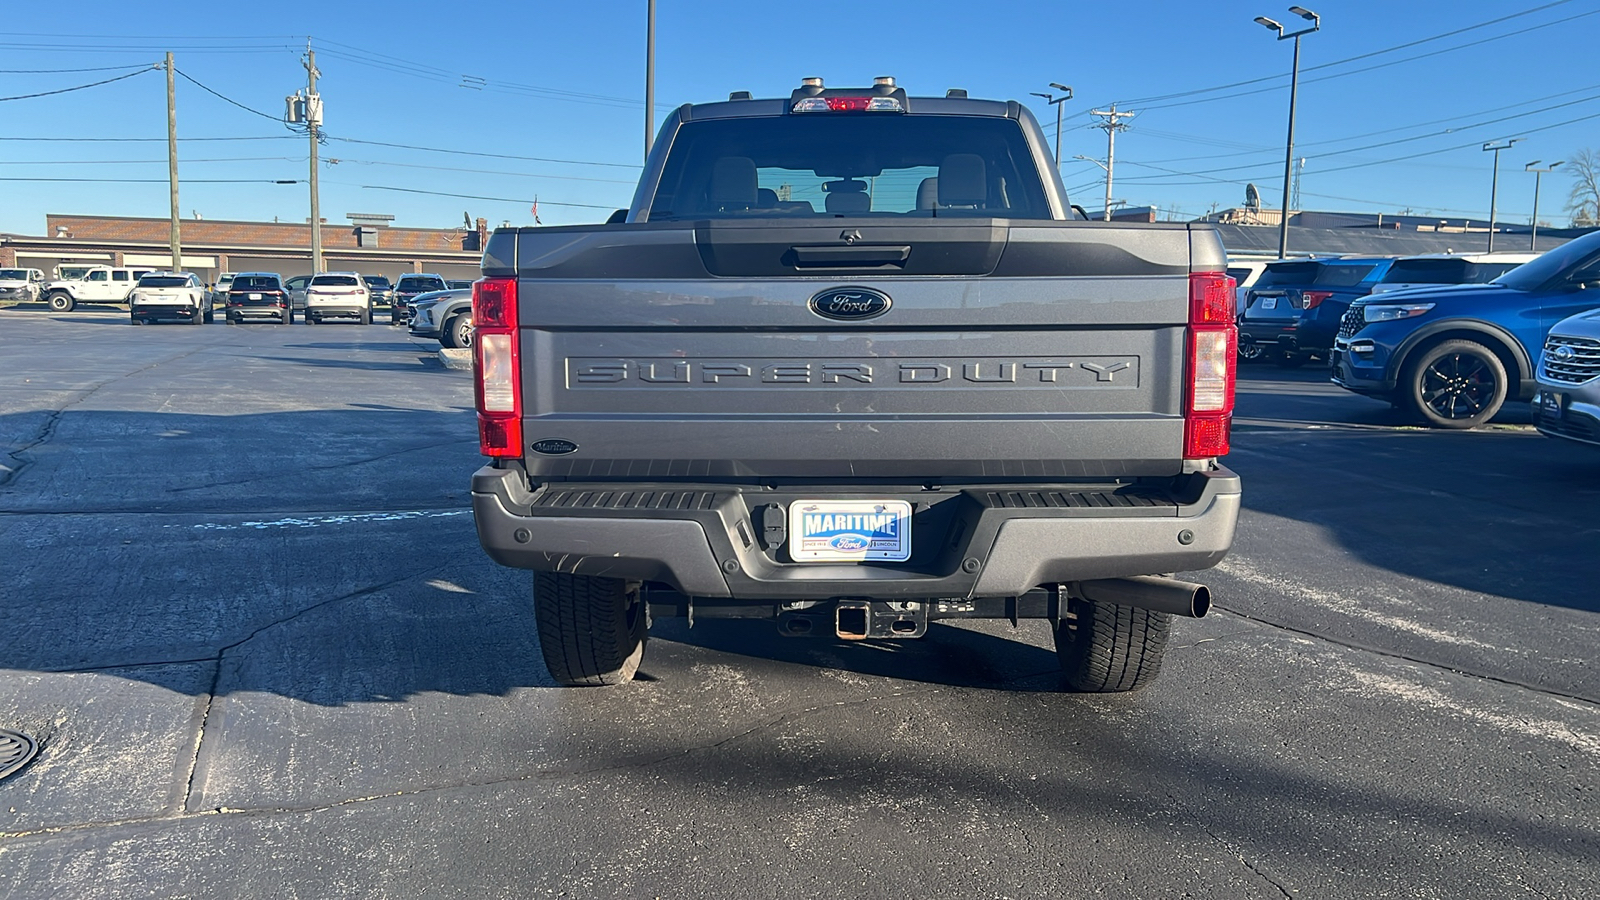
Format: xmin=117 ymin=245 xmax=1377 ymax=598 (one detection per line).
xmin=438 ymin=348 xmax=472 ymax=370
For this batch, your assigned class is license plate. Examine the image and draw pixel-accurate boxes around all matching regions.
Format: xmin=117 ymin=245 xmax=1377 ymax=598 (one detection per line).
xmin=788 ymin=499 xmax=912 ymax=562
xmin=1260 ymin=297 xmax=1278 ymax=309
xmin=249 ymin=293 xmax=262 ymax=300
xmin=1542 ymin=392 xmax=1565 ymax=419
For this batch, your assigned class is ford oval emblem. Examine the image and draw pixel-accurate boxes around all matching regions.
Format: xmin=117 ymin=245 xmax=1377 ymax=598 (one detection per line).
xmin=809 ymin=287 xmax=892 ymax=321
xmin=531 ymin=438 xmax=579 ymax=455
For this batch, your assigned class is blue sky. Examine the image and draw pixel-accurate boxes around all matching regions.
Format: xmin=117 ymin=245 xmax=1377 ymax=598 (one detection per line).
xmin=3 ymin=0 xmax=1598 ymax=234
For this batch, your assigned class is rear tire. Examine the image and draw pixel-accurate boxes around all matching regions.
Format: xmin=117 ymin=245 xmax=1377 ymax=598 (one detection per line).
xmin=203 ymin=307 xmax=214 ymax=323
xmin=47 ymin=292 xmax=74 ymax=312
xmin=360 ymin=308 xmax=371 ymax=325
xmin=191 ymin=307 xmax=204 ymax=325
xmin=1054 ymin=596 xmax=1173 ymax=692
xmin=534 ymin=572 xmax=648 ymax=686
xmin=1402 ymin=338 xmax=1508 ymax=429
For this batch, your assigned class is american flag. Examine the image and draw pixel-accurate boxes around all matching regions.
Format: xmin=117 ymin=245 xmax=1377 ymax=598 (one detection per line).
xmin=530 ymin=198 xmax=541 ymax=225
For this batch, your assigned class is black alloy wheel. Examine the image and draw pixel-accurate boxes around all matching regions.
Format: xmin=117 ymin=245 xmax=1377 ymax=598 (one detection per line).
xmin=1404 ymin=339 xmax=1508 ymax=429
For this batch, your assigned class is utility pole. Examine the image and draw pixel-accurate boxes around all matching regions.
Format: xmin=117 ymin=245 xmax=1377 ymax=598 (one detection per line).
xmin=1526 ymin=160 xmax=1563 ymax=251
xmin=165 ymin=52 xmax=181 ymax=271
xmin=644 ymin=0 xmax=655 ymax=161
xmin=1089 ymin=104 xmax=1134 ymax=221
xmin=305 ymin=43 xmax=323 ymax=274
xmin=1482 ymin=138 xmax=1521 ymax=253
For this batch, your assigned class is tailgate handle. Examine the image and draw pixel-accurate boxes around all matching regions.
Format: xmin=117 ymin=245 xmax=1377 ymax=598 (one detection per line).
xmin=790 ymin=244 xmax=911 ymax=269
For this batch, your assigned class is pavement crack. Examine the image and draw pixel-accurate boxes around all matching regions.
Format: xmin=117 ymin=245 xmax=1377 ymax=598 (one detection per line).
xmin=5 ymin=686 xmax=950 ymax=840
xmin=176 ymin=563 xmax=448 ymax=814
xmin=1203 ymin=828 xmax=1293 ymax=899
xmin=164 ymin=438 xmax=474 ymax=493
xmin=1213 ymin=606 xmax=1600 ymax=706
xmin=178 ymin=660 xmax=222 ymax=814
xmin=0 ymin=345 xmax=213 ymax=489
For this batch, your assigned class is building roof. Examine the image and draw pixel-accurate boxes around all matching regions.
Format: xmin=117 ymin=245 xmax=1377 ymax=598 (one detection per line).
xmin=42 ymin=213 xmax=476 ymax=254
xmin=1211 ymin=223 xmax=1572 ymax=258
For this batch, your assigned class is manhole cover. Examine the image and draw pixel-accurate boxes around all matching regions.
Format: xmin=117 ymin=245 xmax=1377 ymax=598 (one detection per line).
xmin=0 ymin=729 xmax=38 ymax=781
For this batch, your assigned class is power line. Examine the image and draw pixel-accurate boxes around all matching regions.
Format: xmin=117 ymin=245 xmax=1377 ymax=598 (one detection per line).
xmin=324 ymin=136 xmax=640 ymax=169
xmin=328 ymin=157 xmax=638 ymax=184
xmin=0 ymin=66 xmax=156 ymax=102
xmin=172 ymin=67 xmax=282 ymax=122
xmin=0 ymin=156 xmax=304 ymax=165
xmin=0 ymin=135 xmax=299 ymax=142
xmin=352 ymin=184 xmax=620 ymax=209
xmin=1117 ymin=91 xmax=1600 ymax=183
xmin=0 ymin=177 xmax=296 ymax=184
xmin=1111 ymin=0 xmax=1581 ymax=107
xmin=1137 ymin=7 xmax=1600 ymax=113
xmin=0 ymin=63 xmax=157 ymax=74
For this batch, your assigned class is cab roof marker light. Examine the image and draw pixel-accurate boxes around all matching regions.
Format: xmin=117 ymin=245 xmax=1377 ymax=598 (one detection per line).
xmin=800 ymin=77 xmax=824 ymax=87
xmin=791 ymin=96 xmax=905 ymax=113
xmin=873 ymin=76 xmax=895 ymax=87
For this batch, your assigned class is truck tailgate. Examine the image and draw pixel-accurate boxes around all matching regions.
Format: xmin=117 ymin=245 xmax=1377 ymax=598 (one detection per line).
xmin=492 ymin=221 xmax=1215 ymax=480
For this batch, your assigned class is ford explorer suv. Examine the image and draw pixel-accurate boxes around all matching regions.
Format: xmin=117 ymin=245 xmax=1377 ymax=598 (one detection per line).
xmin=1367 ymin=251 xmax=1539 ymax=297
xmin=1332 ymin=229 xmax=1600 ymax=427
xmin=129 ymin=271 xmax=212 ymax=325
xmin=225 ymin=273 xmax=292 ymax=324
xmin=304 ymin=272 xmax=373 ymax=324
xmin=1531 ymin=308 xmax=1600 ymax=448
xmin=1239 ymin=257 xmax=1393 ymax=367
xmin=392 ymin=274 xmax=448 ymax=325
xmin=468 ymin=77 xmax=1241 ymax=693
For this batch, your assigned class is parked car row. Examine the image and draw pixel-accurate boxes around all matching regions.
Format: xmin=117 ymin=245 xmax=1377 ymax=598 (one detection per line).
xmin=1236 ymin=251 xmax=1540 ymax=368
xmin=1326 ymin=229 xmax=1600 ymax=431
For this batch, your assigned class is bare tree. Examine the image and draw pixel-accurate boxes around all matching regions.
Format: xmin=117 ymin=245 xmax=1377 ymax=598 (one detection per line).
xmin=1568 ymin=148 xmax=1600 ymax=227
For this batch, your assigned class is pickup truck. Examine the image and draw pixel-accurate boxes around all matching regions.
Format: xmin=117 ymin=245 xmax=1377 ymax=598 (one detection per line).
xmin=470 ymin=78 xmax=1242 ymax=692
xmin=41 ymin=265 xmax=155 ymax=312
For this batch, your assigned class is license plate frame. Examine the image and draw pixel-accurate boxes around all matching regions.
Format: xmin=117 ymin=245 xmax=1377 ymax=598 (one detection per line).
xmin=1259 ymin=297 xmax=1278 ymax=310
xmin=787 ymin=499 xmax=913 ymax=562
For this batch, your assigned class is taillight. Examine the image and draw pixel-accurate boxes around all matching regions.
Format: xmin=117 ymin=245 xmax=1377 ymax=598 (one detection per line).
xmin=473 ymin=277 xmax=521 ymax=457
xmin=1301 ymin=290 xmax=1333 ymax=310
xmin=1185 ymin=271 xmax=1237 ymax=460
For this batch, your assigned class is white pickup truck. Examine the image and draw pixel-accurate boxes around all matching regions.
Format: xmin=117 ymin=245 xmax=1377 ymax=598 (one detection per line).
xmin=41 ymin=265 xmax=155 ymax=312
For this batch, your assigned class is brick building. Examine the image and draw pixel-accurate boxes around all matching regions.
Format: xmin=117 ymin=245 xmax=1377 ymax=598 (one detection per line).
xmin=0 ymin=214 xmax=488 ymax=283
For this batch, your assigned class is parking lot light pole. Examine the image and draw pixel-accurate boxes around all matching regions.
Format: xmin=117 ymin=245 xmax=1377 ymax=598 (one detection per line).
xmin=1256 ymin=6 xmax=1319 ymax=259
xmin=1029 ymin=83 xmax=1073 ymax=171
xmin=1483 ymin=139 xmax=1521 ymax=253
xmin=1525 ymin=160 xmax=1563 ymax=251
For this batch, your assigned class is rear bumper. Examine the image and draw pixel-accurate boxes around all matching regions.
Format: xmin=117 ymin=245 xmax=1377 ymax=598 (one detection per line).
xmin=307 ymin=305 xmax=367 ymax=318
xmin=132 ymin=304 xmax=198 ymax=319
xmin=471 ymin=465 xmax=1241 ymax=601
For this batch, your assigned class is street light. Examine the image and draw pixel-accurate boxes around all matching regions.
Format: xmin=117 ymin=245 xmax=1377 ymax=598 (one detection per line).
xmin=1482 ymin=138 xmax=1522 ymax=252
xmin=1029 ymin=83 xmax=1073 ymax=171
xmin=1526 ymin=159 xmax=1563 ymax=251
xmin=1256 ymin=5 xmax=1319 ymax=259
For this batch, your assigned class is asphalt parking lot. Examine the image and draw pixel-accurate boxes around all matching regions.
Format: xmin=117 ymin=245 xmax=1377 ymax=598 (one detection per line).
xmin=1 ymin=306 xmax=1596 ymax=899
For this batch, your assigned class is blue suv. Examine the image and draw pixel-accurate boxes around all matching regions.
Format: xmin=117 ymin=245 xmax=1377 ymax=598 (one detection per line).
xmin=1331 ymin=230 xmax=1600 ymax=428
xmin=1239 ymin=257 xmax=1394 ymax=367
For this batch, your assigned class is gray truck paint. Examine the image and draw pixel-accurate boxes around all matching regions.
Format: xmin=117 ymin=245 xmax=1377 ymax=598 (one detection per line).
xmin=474 ymin=92 xmax=1239 ymax=607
